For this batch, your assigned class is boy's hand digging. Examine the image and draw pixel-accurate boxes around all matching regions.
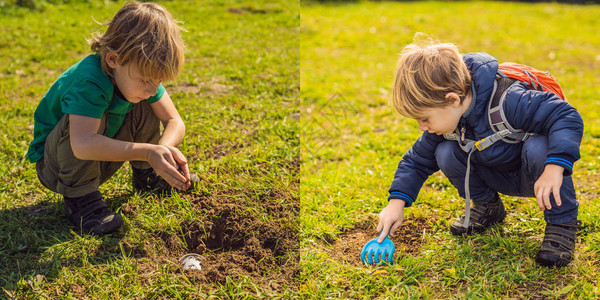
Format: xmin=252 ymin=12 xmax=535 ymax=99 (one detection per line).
xmin=147 ymin=145 xmax=189 ymax=190
xmin=377 ymin=199 xmax=406 ymax=243
xmin=163 ymin=145 xmax=191 ymax=185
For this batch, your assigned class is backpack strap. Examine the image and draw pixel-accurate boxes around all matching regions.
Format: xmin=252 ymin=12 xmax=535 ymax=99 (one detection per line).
xmin=451 ymin=70 xmax=537 ymax=230
xmin=443 ymin=70 xmax=534 ymax=153
xmin=487 ymin=72 xmax=534 ymax=144
xmin=443 ymin=128 xmax=475 ymax=152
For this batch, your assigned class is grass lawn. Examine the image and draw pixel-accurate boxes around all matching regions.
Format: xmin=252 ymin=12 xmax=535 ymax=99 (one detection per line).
xmin=301 ymin=1 xmax=600 ymax=298
xmin=0 ymin=0 xmax=299 ymax=298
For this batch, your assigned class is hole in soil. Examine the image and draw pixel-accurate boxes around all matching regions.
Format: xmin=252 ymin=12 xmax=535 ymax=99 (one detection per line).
xmin=158 ymin=188 xmax=299 ymax=290
xmin=328 ymin=216 xmax=434 ymax=266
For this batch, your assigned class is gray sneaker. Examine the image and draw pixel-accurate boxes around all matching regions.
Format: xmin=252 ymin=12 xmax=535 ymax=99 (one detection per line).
xmin=450 ymin=194 xmax=506 ymax=236
xmin=64 ymin=191 xmax=123 ymax=235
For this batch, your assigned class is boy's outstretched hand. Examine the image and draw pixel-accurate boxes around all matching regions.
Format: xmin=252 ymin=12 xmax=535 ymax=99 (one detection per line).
xmin=376 ymin=199 xmax=406 ymax=243
xmin=534 ymin=164 xmax=564 ymax=211
xmin=147 ymin=145 xmax=191 ymax=191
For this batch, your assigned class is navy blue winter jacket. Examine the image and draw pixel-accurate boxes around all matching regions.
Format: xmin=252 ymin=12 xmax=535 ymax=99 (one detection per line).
xmin=388 ymin=52 xmax=584 ymax=207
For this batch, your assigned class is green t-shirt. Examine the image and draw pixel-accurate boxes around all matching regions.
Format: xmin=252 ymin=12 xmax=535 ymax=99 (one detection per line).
xmin=27 ymin=54 xmax=165 ymax=163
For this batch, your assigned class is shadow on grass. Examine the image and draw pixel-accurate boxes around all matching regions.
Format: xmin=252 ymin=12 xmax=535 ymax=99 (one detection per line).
xmin=0 ymin=193 xmax=132 ymax=292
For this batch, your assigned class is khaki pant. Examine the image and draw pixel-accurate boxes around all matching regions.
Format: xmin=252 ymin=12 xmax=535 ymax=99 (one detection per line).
xmin=36 ymin=101 xmax=160 ymax=198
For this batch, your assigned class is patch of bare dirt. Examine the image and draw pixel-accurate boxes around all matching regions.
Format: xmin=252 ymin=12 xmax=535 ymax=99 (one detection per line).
xmin=147 ymin=188 xmax=299 ymax=291
xmin=574 ymin=176 xmax=600 ymax=202
xmin=170 ymin=78 xmax=231 ymax=98
xmin=203 ymin=139 xmax=252 ymax=160
xmin=70 ymin=283 xmax=88 ymax=300
xmin=327 ymin=216 xmax=435 ymax=266
xmin=227 ymin=6 xmax=278 ymax=15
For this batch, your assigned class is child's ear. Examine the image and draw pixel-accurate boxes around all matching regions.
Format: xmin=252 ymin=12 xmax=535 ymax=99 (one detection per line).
xmin=105 ymin=52 xmax=119 ymax=68
xmin=445 ymin=92 xmax=461 ymax=107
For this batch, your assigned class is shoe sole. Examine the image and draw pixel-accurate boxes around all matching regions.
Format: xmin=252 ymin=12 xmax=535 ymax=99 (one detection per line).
xmin=535 ymin=251 xmax=571 ymax=267
xmin=92 ymin=213 xmax=124 ymax=235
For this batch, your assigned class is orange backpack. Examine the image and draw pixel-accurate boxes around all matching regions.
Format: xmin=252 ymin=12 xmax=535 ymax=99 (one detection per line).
xmin=487 ymin=62 xmax=567 ymax=145
xmin=498 ymin=62 xmax=566 ymax=100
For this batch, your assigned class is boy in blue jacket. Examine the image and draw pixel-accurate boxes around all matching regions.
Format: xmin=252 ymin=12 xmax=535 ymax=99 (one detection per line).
xmin=377 ymin=40 xmax=583 ymax=267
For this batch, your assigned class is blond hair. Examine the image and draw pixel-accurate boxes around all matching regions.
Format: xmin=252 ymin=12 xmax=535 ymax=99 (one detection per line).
xmin=392 ymin=38 xmax=471 ymax=119
xmin=89 ymin=1 xmax=185 ymax=82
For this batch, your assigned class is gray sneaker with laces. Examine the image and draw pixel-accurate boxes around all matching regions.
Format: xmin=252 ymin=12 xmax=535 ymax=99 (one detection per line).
xmin=450 ymin=194 xmax=506 ymax=236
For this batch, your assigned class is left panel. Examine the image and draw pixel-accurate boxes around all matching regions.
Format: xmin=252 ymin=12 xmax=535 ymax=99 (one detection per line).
xmin=0 ymin=0 xmax=299 ymax=297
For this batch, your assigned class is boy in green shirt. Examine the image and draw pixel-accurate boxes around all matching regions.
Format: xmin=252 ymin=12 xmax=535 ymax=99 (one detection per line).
xmin=27 ymin=1 xmax=196 ymax=235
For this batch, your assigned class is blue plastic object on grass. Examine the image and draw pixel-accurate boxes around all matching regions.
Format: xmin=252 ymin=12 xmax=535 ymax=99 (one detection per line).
xmin=360 ymin=235 xmax=395 ymax=265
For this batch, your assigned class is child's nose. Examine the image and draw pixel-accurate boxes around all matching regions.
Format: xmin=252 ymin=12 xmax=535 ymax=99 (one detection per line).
xmin=417 ymin=121 xmax=428 ymax=131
